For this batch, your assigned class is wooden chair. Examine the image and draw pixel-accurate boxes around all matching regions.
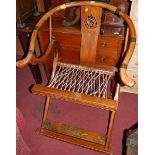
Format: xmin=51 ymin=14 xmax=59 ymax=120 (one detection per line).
xmin=16 ymin=1 xmax=136 ymax=154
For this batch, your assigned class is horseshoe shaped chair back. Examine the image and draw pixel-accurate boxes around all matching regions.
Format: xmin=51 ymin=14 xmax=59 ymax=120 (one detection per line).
xmin=16 ymin=1 xmax=136 ymax=154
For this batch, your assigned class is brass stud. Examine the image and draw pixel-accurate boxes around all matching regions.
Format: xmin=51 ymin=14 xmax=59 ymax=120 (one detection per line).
xmin=34 ymin=26 xmax=39 ymax=30
xmin=131 ymin=37 xmax=136 ymax=42
xmin=29 ymin=50 xmax=34 ymax=54
xmin=115 ymin=8 xmax=121 ymax=15
xmin=121 ymin=64 xmax=127 ymax=69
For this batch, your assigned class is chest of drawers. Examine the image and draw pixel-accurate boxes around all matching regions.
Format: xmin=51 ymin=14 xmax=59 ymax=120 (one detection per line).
xmin=38 ymin=21 xmax=124 ymax=79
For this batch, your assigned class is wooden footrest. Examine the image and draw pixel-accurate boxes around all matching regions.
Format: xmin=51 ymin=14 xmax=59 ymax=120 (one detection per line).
xmin=36 ymin=121 xmax=112 ymax=154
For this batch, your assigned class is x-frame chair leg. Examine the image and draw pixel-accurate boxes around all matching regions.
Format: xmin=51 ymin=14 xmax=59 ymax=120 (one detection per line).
xmin=42 ymin=96 xmax=51 ymax=127
xmin=38 ymin=94 xmax=116 ymax=154
xmin=105 ymin=110 xmax=116 ymax=151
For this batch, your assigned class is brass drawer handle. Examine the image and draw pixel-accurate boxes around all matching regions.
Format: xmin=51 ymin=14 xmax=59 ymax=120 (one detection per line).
xmin=100 ymin=55 xmax=106 ymax=61
xmin=101 ymin=42 xmax=107 ymax=48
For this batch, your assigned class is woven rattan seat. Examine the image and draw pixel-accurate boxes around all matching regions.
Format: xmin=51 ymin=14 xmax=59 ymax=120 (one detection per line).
xmin=48 ymin=63 xmax=114 ymax=98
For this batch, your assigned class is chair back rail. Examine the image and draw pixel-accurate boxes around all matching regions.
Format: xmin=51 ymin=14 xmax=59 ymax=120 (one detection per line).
xmin=80 ymin=6 xmax=102 ymax=64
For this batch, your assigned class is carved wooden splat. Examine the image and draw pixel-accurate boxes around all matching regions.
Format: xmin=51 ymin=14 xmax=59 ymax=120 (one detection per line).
xmin=80 ymin=6 xmax=102 ymax=64
xmin=85 ymin=14 xmax=97 ymax=29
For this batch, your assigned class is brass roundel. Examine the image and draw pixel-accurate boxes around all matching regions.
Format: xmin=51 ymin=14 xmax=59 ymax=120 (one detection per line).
xmin=85 ymin=14 xmax=97 ymax=29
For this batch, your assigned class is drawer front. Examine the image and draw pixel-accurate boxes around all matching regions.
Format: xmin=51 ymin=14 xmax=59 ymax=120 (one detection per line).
xmin=97 ymin=36 xmax=119 ymax=51
xmin=96 ymin=55 xmax=116 ymax=66
xmin=97 ymin=49 xmax=118 ymax=58
xmin=96 ymin=36 xmax=121 ymax=66
xmin=96 ymin=53 xmax=117 ymax=66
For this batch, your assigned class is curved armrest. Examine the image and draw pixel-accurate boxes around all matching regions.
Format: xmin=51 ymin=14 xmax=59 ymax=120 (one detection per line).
xmin=16 ymin=52 xmax=34 ymax=68
xmin=16 ymin=27 xmax=59 ymax=68
xmin=119 ymin=12 xmax=136 ymax=87
xmin=120 ymin=68 xmax=135 ymax=87
xmin=16 ymin=30 xmax=38 ymax=68
xmin=119 ymin=41 xmax=136 ymax=87
xmin=31 ymin=39 xmax=59 ymax=65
